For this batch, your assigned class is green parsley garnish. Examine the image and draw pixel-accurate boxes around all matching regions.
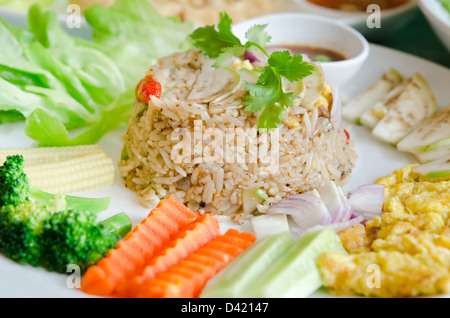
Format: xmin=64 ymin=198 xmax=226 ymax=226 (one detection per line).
xmin=190 ymin=12 xmax=314 ymax=130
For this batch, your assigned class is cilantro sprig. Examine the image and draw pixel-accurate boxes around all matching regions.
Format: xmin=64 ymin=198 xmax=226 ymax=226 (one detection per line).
xmin=190 ymin=12 xmax=314 ymax=129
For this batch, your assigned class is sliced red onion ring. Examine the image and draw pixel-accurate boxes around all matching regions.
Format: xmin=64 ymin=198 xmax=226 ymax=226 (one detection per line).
xmin=268 ymin=190 xmax=331 ymax=230
xmin=348 ymin=184 xmax=384 ymax=220
xmin=266 ymin=181 xmax=373 ymax=238
xmin=338 ymin=186 xmax=353 ymax=221
xmin=295 ymin=215 xmax=365 ymax=238
xmin=329 ymin=215 xmax=365 ymax=233
xmin=243 ymin=50 xmax=260 ymax=63
xmin=317 ymin=181 xmax=352 ymax=224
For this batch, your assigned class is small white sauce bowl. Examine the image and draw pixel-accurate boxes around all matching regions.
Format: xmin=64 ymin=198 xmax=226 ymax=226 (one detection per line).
xmin=419 ymin=0 xmax=450 ymax=52
xmin=232 ymin=12 xmax=370 ymax=87
xmin=289 ymin=0 xmax=419 ymax=40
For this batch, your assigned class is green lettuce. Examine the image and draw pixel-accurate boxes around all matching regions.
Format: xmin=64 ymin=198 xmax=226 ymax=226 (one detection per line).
xmin=0 ymin=0 xmax=57 ymax=11
xmin=0 ymin=1 xmax=194 ymax=146
xmin=84 ymin=0 xmax=195 ymax=88
xmin=24 ymin=88 xmax=135 ymax=147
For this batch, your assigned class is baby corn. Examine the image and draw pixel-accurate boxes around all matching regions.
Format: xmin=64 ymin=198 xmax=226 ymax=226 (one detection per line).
xmin=0 ymin=145 xmax=115 ymax=194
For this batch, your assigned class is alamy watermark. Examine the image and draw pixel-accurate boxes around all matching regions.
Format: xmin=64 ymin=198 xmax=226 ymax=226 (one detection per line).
xmin=367 ymin=4 xmax=382 ymax=29
xmin=170 ymin=121 xmax=280 ymax=174
xmin=66 ymin=4 xmax=82 ymax=29
xmin=66 ymin=264 xmax=81 ymax=289
xmin=366 ymin=264 xmax=381 ymax=289
xmin=65 ymin=3 xmax=383 ymax=30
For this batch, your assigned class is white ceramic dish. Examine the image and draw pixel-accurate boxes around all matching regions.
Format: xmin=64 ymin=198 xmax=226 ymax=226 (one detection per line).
xmin=289 ymin=0 xmax=419 ymax=40
xmin=0 ymin=43 xmax=449 ymax=298
xmin=232 ymin=13 xmax=370 ymax=88
xmin=419 ymin=0 xmax=450 ymax=52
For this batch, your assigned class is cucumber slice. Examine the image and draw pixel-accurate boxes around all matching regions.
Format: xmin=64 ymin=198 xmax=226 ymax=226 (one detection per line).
xmin=241 ymin=226 xmax=347 ymax=298
xmin=359 ymin=82 xmax=406 ymax=129
xmin=413 ymin=154 xmax=450 ymax=178
xmin=414 ymin=144 xmax=450 ymax=163
xmin=371 ymin=73 xmax=437 ymax=145
xmin=342 ymin=68 xmax=403 ymax=124
xmin=396 ymin=105 xmax=450 ymax=160
xmin=200 ymin=232 xmax=295 ymax=298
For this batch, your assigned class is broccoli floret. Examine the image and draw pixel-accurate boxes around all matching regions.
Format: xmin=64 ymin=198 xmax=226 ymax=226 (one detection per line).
xmin=0 ymin=196 xmax=64 ymax=266
xmin=0 ymin=155 xmax=131 ymax=273
xmin=0 ymin=155 xmax=30 ymax=207
xmin=39 ymin=209 xmax=131 ymax=273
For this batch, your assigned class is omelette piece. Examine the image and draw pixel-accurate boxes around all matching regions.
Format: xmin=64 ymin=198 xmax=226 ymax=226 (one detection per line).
xmin=318 ymin=164 xmax=450 ymax=297
xmin=318 ymin=250 xmax=450 ymax=298
xmin=338 ymin=223 xmax=374 ymax=253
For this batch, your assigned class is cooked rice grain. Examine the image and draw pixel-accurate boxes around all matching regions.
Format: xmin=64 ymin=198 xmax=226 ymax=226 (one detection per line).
xmin=119 ymin=50 xmax=357 ymax=222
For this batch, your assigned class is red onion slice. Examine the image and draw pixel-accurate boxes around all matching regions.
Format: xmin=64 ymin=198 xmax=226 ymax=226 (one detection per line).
xmin=268 ymin=190 xmax=331 ymax=230
xmin=243 ymin=50 xmax=260 ymax=63
xmin=317 ymin=181 xmax=352 ymax=223
xmin=348 ymin=184 xmax=385 ymax=220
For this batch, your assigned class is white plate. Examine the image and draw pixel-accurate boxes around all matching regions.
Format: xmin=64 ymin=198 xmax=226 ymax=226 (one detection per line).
xmin=0 ymin=43 xmax=449 ymax=298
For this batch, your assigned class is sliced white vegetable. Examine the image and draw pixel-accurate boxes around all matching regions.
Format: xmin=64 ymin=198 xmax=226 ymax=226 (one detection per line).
xmin=268 ymin=189 xmax=331 ymax=230
xmin=316 ymin=180 xmax=350 ymax=223
xmin=396 ymin=104 xmax=450 ymax=161
xmin=342 ymin=68 xmax=403 ymax=124
xmin=328 ymin=215 xmax=365 ymax=233
xmin=251 ymin=214 xmax=290 ymax=239
xmin=337 ymin=185 xmax=353 ymax=221
xmin=413 ymin=154 xmax=450 ymax=178
xmin=297 ymin=215 xmax=365 ymax=237
xmin=359 ymin=82 xmax=406 ymax=129
xmin=348 ymin=184 xmax=384 ymax=220
xmin=242 ymin=189 xmax=266 ymax=215
xmin=237 ymin=67 xmax=260 ymax=84
xmin=187 ymin=59 xmax=241 ymax=103
xmin=297 ymin=63 xmax=325 ymax=109
xmin=414 ymin=144 xmax=450 ymax=163
xmin=371 ymin=73 xmax=437 ymax=145
xmin=330 ymin=84 xmax=342 ymax=129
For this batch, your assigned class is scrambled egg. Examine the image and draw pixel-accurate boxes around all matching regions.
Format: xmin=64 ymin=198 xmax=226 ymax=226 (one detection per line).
xmin=318 ymin=164 xmax=450 ymax=297
xmin=233 ymin=58 xmax=254 ymax=71
xmin=283 ymin=83 xmax=332 ymax=129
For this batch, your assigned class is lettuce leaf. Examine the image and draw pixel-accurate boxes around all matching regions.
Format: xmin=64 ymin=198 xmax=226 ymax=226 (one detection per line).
xmin=0 ymin=1 xmax=194 ymax=146
xmin=84 ymin=0 xmax=195 ymax=87
xmin=0 ymin=0 xmax=57 ymax=11
xmin=24 ymin=88 xmax=135 ymax=147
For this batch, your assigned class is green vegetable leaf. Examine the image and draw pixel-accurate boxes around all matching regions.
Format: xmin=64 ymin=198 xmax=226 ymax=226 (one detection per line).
xmin=190 ymin=12 xmax=241 ymax=59
xmin=85 ymin=0 xmax=195 ymax=88
xmin=24 ymin=88 xmax=135 ymax=147
xmin=245 ymin=24 xmax=272 ymax=48
xmin=244 ymin=67 xmax=281 ymax=112
xmin=268 ymin=51 xmax=314 ymax=82
xmin=214 ymin=46 xmax=247 ymax=67
xmin=190 ymin=12 xmax=315 ymax=130
xmin=246 ymin=49 xmax=313 ymax=129
xmin=257 ymin=105 xmax=286 ymax=129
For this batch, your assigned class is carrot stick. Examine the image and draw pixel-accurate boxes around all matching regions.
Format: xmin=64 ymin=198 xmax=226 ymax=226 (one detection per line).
xmin=80 ymin=195 xmax=197 ymax=296
xmin=117 ymin=213 xmax=220 ymax=297
xmin=133 ymin=229 xmax=256 ymax=298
